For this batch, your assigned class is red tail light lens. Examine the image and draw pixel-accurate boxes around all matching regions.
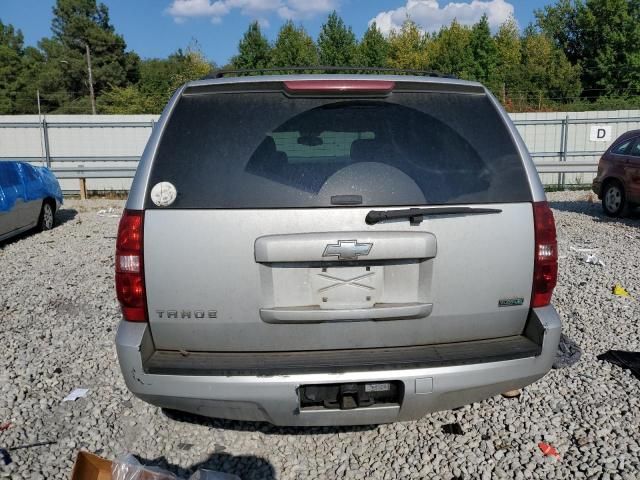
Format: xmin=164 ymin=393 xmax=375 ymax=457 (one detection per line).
xmin=531 ymin=202 xmax=558 ymax=307
xmin=115 ymin=210 xmax=147 ymax=322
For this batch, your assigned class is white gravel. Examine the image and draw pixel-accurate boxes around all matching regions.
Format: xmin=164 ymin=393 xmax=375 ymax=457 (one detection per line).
xmin=1 ymin=193 xmax=639 ymax=479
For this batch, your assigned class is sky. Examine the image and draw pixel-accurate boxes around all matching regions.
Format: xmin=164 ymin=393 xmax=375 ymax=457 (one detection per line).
xmin=1 ymin=0 xmax=552 ymax=65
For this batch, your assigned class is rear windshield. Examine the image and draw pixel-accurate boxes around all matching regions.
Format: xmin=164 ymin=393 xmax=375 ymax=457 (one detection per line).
xmin=146 ymin=88 xmax=531 ymax=208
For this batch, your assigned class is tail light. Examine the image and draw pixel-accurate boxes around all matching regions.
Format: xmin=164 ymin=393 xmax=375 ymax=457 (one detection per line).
xmin=115 ymin=209 xmax=147 ymax=321
xmin=531 ymin=202 xmax=558 ymax=307
xmin=284 ymin=80 xmax=395 ymax=94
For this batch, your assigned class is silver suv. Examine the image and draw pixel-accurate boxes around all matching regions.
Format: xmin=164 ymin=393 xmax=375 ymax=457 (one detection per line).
xmin=115 ymin=73 xmax=561 ymax=426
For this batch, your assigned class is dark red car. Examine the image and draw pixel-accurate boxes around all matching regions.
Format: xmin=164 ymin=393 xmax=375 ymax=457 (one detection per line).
xmin=592 ymin=129 xmax=640 ymax=217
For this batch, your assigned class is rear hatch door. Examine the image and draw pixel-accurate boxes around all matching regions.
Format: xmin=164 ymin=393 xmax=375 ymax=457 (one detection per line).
xmin=143 ymin=79 xmax=535 ymax=352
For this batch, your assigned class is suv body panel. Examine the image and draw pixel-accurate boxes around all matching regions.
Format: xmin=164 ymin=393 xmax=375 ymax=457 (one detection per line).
xmin=144 ymin=203 xmax=534 ymax=352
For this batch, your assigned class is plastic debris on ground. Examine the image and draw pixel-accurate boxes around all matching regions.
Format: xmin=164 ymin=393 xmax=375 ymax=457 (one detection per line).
xmin=538 ymin=442 xmax=560 ymax=459
xmin=0 ymin=448 xmax=12 ymax=466
xmin=63 ymin=388 xmax=90 ymax=402
xmin=553 ymin=333 xmax=582 ymax=369
xmin=0 ymin=422 xmax=11 ymax=431
xmin=97 ymin=207 xmax=121 ymax=218
xmin=612 ymin=284 xmax=632 ymax=298
xmin=441 ymin=423 xmax=464 ymax=435
xmin=598 ymin=350 xmax=640 ymax=381
xmin=569 ymin=246 xmax=598 ymax=253
xmin=112 ymin=454 xmax=241 ymax=480
xmin=583 ymin=254 xmax=605 ymax=266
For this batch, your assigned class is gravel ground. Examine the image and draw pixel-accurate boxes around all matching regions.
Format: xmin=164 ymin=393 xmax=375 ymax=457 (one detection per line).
xmin=1 ymin=192 xmax=639 ymax=480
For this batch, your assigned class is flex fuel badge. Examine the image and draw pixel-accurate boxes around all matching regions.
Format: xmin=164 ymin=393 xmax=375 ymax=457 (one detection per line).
xmin=498 ymin=297 xmax=525 ymax=307
xmin=150 ymin=182 xmax=177 ymax=207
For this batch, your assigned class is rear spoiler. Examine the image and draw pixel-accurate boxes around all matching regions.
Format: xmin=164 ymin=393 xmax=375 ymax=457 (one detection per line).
xmin=183 ymin=76 xmax=486 ymax=97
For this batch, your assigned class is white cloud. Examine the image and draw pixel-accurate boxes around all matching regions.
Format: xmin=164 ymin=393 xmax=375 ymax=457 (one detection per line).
xmin=167 ymin=0 xmax=338 ymax=24
xmin=370 ymin=0 xmax=515 ymax=35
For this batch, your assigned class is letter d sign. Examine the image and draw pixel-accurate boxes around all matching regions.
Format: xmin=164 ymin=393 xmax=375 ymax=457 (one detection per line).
xmin=590 ymin=125 xmax=612 ymax=142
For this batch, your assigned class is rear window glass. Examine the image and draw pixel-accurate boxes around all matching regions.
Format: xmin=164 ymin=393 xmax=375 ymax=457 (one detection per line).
xmin=612 ymin=140 xmax=633 ymax=155
xmin=147 ymin=89 xmax=531 ymax=208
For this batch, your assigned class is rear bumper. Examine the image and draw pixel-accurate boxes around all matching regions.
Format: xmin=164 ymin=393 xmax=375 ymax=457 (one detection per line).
xmin=116 ymin=306 xmax=561 ymax=426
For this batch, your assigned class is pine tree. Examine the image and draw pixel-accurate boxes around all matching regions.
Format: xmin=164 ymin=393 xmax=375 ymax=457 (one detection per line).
xmin=269 ymin=21 xmax=318 ymax=69
xmin=494 ymin=17 xmax=522 ymax=98
xmin=357 ymin=22 xmax=389 ymax=68
xmin=469 ymin=15 xmax=499 ymax=88
xmin=386 ymin=19 xmax=429 ymax=71
xmin=0 ymin=21 xmax=25 ymax=113
xmin=231 ymin=21 xmax=271 ymax=71
xmin=317 ymin=11 xmax=357 ymax=67
xmin=23 ymin=0 xmax=141 ymax=113
xmin=427 ymin=20 xmax=473 ymax=78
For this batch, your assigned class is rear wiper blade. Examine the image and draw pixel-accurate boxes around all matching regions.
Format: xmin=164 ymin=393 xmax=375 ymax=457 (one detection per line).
xmin=365 ymin=206 xmax=502 ymax=225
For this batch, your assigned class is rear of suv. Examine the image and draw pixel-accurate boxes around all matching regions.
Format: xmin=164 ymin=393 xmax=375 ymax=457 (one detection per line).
xmin=115 ymin=73 xmax=561 ymax=426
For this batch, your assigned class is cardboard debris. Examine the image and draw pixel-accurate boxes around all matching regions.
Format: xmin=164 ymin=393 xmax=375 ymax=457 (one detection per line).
xmin=71 ymin=452 xmax=112 ymax=480
xmin=71 ymin=452 xmax=243 ymax=480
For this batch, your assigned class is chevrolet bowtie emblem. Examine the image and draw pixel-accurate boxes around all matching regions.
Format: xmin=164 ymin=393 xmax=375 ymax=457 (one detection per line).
xmin=322 ymin=240 xmax=373 ymax=260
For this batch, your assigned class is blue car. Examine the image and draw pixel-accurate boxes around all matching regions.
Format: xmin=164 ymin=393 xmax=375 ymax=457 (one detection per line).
xmin=0 ymin=161 xmax=63 ymax=242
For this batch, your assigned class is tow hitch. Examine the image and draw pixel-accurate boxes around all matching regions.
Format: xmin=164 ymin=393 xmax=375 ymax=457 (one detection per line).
xmin=299 ymin=381 xmax=403 ymax=410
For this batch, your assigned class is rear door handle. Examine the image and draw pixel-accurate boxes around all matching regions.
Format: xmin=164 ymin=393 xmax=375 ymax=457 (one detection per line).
xmin=255 ymin=231 xmax=437 ymax=263
xmin=260 ymin=302 xmax=433 ymax=323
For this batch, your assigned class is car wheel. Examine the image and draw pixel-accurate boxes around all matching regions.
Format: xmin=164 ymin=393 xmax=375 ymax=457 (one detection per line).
xmin=38 ymin=201 xmax=55 ymax=231
xmin=602 ymin=181 xmax=629 ymax=217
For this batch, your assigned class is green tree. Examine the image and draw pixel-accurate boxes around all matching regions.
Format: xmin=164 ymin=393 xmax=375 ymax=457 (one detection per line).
xmin=518 ymin=27 xmax=582 ymax=108
xmin=535 ymin=0 xmax=582 ymax=63
xmin=99 ymin=44 xmax=213 ymax=114
xmin=576 ymin=0 xmax=640 ymax=95
xmin=468 ymin=15 xmax=499 ymax=88
xmin=135 ymin=51 xmax=206 ymax=111
xmin=231 ymin=21 xmax=271 ymax=71
xmin=317 ymin=11 xmax=357 ymax=67
xmin=269 ymin=21 xmax=318 ymax=69
xmin=386 ymin=19 xmax=429 ymax=70
xmin=97 ymin=85 xmax=154 ymax=113
xmin=0 ymin=21 xmax=26 ymax=113
xmin=12 ymin=47 xmax=45 ymax=113
xmin=427 ymin=20 xmax=473 ymax=77
xmin=356 ymin=22 xmax=389 ymax=68
xmin=494 ymin=17 xmax=522 ymax=99
xmin=537 ymin=0 xmax=640 ymax=96
xmin=36 ymin=0 xmax=140 ymax=113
